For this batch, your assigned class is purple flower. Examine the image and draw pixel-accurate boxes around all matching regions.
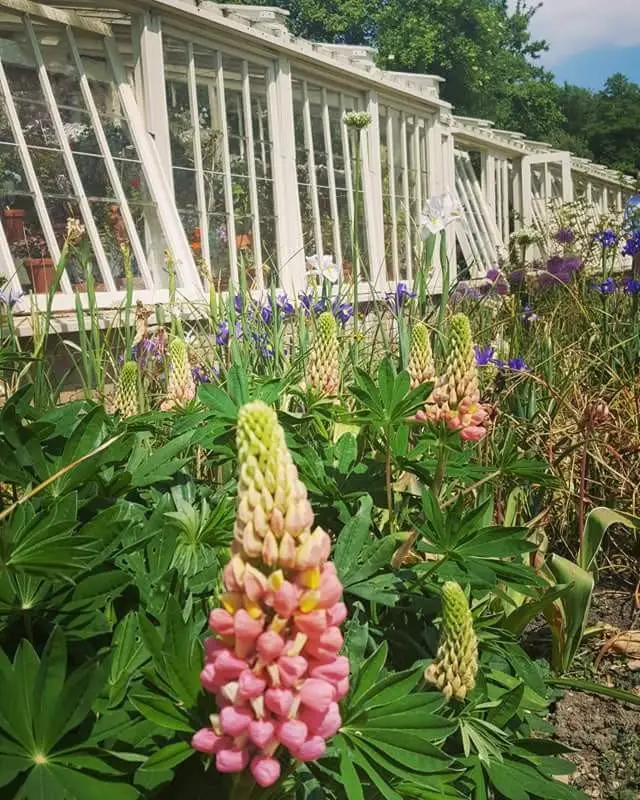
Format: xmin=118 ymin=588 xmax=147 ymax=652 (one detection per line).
xmin=452 ymin=282 xmax=482 ymax=302
xmin=277 ymin=292 xmax=295 ymax=316
xmin=386 ymin=282 xmax=416 ymax=311
xmin=508 ymin=269 xmax=524 ymax=286
xmin=260 ymin=304 xmax=272 ymax=325
xmin=507 ymin=357 xmax=529 ymax=372
xmin=521 ymin=304 xmax=539 ymax=323
xmin=234 ymin=320 xmax=244 ymax=340
xmin=298 ymin=291 xmax=313 ymax=312
xmin=216 ymin=320 xmax=230 ymax=346
xmin=474 ymin=345 xmax=495 ymax=366
xmin=485 ymin=268 xmax=509 ymax=295
xmin=555 ymin=228 xmax=575 ymax=245
xmin=0 ymin=287 xmax=24 ymax=308
xmin=234 ymin=294 xmax=244 ymax=313
xmin=623 ymin=277 xmax=640 ymax=295
xmin=593 ymin=229 xmax=618 ymax=249
xmin=622 ymin=230 xmax=640 ymax=257
xmin=591 ymin=277 xmax=616 ymax=295
xmin=192 ymin=365 xmax=214 ymax=384
xmin=313 ymin=297 xmax=329 ymax=315
xmin=333 ymin=300 xmax=353 ymax=325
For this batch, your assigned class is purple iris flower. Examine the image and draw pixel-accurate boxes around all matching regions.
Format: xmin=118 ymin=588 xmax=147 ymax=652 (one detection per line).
xmin=593 ymin=229 xmax=619 ymax=249
xmin=623 ymin=277 xmax=640 ymax=295
xmin=507 ymin=357 xmax=529 ymax=372
xmin=555 ymin=228 xmax=575 ymax=245
xmin=313 ymin=297 xmax=329 ymax=315
xmin=474 ymin=345 xmax=495 ymax=366
xmin=0 ymin=287 xmax=24 ymax=308
xmin=622 ymin=231 xmax=640 ymax=257
xmin=521 ymin=304 xmax=539 ymax=323
xmin=234 ymin=320 xmax=244 ymax=340
xmin=277 ymin=293 xmax=295 ymax=316
xmin=192 ymin=365 xmax=213 ymax=384
xmin=591 ymin=277 xmax=617 ymax=295
xmin=260 ymin=303 xmax=272 ymax=325
xmin=216 ymin=320 xmax=230 ymax=346
xmin=298 ymin=291 xmax=313 ymax=312
xmin=333 ymin=300 xmax=353 ymax=325
xmin=234 ymin=294 xmax=244 ymax=313
xmin=386 ymin=282 xmax=416 ymax=311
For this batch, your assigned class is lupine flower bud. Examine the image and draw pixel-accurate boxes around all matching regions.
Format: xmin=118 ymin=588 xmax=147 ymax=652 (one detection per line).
xmin=306 ymin=312 xmax=339 ymax=396
xmin=419 ymin=314 xmax=490 ymax=441
xmin=425 ymin=582 xmax=478 ymax=701
xmin=161 ymin=338 xmax=196 ymax=411
xmin=407 ymin=321 xmax=434 ymax=390
xmin=193 ymin=401 xmax=348 ymax=786
xmin=114 ymin=361 xmax=140 ymax=418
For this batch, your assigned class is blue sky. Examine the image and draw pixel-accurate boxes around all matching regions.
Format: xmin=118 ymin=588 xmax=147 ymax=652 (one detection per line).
xmin=514 ymin=0 xmax=640 ymax=90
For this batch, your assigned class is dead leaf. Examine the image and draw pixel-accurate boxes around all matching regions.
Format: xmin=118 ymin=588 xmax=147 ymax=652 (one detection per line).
xmin=609 ymin=630 xmax=640 ymax=659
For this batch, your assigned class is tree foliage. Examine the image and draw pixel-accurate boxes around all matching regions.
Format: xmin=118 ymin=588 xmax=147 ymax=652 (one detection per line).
xmin=221 ymin=0 xmax=640 ymax=175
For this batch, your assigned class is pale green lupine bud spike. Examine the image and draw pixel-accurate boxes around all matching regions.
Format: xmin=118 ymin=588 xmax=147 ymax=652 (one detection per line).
xmin=407 ymin=321 xmax=435 ymax=390
xmin=307 ymin=312 xmax=340 ymax=396
xmin=114 ymin=361 xmax=140 ymax=418
xmin=162 ymin=338 xmax=195 ymax=410
xmin=425 ymin=581 xmax=478 ymax=701
xmin=433 ymin=313 xmax=479 ymax=410
xmin=235 ymin=402 xmax=314 ymax=559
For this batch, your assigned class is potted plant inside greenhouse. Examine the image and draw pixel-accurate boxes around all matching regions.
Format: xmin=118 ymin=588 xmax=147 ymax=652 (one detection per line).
xmin=15 ymin=233 xmax=57 ymax=294
xmin=0 ymin=165 xmax=26 ymax=244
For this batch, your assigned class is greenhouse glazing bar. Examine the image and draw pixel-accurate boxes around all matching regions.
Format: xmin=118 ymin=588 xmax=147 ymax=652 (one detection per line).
xmin=0 ymin=0 xmax=634 ymax=316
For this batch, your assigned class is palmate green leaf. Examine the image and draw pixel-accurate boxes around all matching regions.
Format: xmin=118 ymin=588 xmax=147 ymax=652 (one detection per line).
xmin=126 ymin=431 xmax=194 ymax=489
xmin=51 ymin=405 xmax=110 ymax=496
xmin=198 ymin=383 xmax=239 ymax=420
xmin=19 ymin=763 xmax=139 ymax=800
xmin=129 ymin=691 xmax=193 ymax=733
xmin=487 ymin=758 xmax=586 ymax=800
xmin=334 ymin=432 xmax=358 ymax=474
xmin=339 ymin=749 xmax=364 ymax=800
xmin=138 ymin=740 xmax=193 ymax=772
xmin=486 ymin=683 xmax=525 ymax=728
xmin=333 ymin=495 xmax=374 ymax=575
xmin=349 ymin=641 xmax=388 ymax=707
xmin=108 ymin=614 xmax=149 ymax=707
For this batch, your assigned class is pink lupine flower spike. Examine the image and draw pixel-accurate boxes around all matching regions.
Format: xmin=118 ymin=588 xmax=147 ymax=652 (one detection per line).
xmin=192 ymin=401 xmax=348 ymax=788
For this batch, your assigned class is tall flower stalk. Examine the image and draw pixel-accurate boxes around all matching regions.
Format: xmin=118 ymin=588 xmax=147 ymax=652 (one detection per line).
xmin=192 ymin=401 xmax=348 ymax=793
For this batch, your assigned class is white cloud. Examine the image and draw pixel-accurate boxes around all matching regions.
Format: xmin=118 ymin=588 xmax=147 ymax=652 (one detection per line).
xmin=511 ymin=0 xmax=640 ymax=65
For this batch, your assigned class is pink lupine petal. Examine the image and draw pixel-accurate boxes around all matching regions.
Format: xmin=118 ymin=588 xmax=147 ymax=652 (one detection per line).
xmin=256 ymin=630 xmax=285 ymax=662
xmin=278 ymin=533 xmax=297 ymax=568
xmin=277 ymin=719 xmax=309 ymax=750
xmin=297 ymin=705 xmax=327 ymax=734
xmin=296 ymin=735 xmax=327 ymax=762
xmin=262 ymin=530 xmax=279 ymax=566
xmin=215 ymin=747 xmax=250 ymax=773
xmin=335 ymin=677 xmax=349 ymax=700
xmin=310 ymin=656 xmax=350 ymax=684
xmin=214 ymin=650 xmax=248 ymax=679
xmin=460 ymin=425 xmax=486 ymax=442
xmin=272 ymin=581 xmax=299 ymax=618
xmin=251 ymin=755 xmax=281 ymax=788
xmin=277 ymin=655 xmax=308 ymax=688
xmin=315 ymin=702 xmax=342 ymax=738
xmin=264 ymin=688 xmax=294 ymax=717
xmin=200 ymin=664 xmax=221 ymax=693
xmin=293 ymin=609 xmax=327 ymax=637
xmin=191 ymin=728 xmax=225 ymax=754
xmin=234 ymin=609 xmax=263 ymax=641
xmin=299 ymin=678 xmax=335 ymax=712
xmin=220 ymin=705 xmax=253 ymax=736
xmin=204 ymin=638 xmax=225 ymax=664
xmin=244 ymin=564 xmax=268 ymax=602
xmin=305 ymin=627 xmax=344 ymax=662
xmin=209 ymin=608 xmax=234 ymax=636
xmin=326 ymin=602 xmax=348 ymax=626
xmin=318 ymin=574 xmax=343 ymax=609
xmin=238 ymin=669 xmax=267 ymax=699
xmin=248 ymin=719 xmax=276 ymax=749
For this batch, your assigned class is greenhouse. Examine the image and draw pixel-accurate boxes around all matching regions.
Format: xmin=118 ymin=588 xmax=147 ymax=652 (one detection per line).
xmin=0 ymin=0 xmax=632 ymax=315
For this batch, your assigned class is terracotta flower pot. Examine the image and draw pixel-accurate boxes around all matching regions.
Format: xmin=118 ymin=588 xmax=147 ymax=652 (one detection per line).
xmin=2 ymin=208 xmax=26 ymax=244
xmin=24 ymin=258 xmax=56 ymax=293
xmin=236 ymin=232 xmax=252 ymax=251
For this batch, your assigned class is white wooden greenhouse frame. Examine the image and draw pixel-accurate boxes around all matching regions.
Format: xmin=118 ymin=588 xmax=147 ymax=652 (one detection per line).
xmin=0 ymin=0 xmax=634 ymax=319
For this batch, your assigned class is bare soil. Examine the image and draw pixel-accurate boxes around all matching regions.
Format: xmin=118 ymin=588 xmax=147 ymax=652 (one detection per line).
xmin=552 ymin=581 xmax=640 ymax=800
